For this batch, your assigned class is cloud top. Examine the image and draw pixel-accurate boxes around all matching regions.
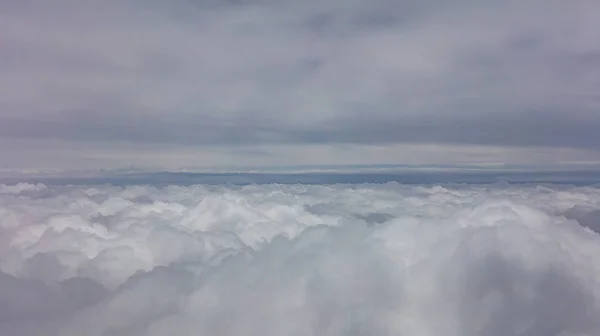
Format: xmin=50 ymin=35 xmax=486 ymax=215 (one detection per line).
xmin=2 ymin=182 xmax=600 ymax=335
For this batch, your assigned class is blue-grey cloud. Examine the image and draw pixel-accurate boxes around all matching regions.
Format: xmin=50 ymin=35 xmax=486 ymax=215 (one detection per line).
xmin=1 ymin=0 xmax=599 ymax=168
xmin=1 ymin=109 xmax=599 ymax=149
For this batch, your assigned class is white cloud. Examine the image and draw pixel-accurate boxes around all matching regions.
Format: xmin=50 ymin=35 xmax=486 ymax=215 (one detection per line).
xmin=1 ymin=182 xmax=600 ymax=335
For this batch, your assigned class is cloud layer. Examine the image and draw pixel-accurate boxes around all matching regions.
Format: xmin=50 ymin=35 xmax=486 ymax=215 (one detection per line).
xmin=2 ymin=181 xmax=600 ymax=335
xmin=1 ymin=0 xmax=600 ymax=168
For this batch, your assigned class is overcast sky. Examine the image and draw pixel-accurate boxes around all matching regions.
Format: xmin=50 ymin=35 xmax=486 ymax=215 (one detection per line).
xmin=1 ymin=0 xmax=600 ymax=170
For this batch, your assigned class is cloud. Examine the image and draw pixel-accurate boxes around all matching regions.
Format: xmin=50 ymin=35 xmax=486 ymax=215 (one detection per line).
xmin=1 ymin=0 xmax=600 ymax=168
xmin=562 ymin=206 xmax=600 ymax=234
xmin=2 ymin=182 xmax=600 ymax=335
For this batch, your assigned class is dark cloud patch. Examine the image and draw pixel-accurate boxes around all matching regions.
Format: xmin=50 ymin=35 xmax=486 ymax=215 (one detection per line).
xmin=0 ymin=271 xmax=107 ymax=336
xmin=561 ymin=206 xmax=600 ymax=234
xmin=566 ymin=208 xmax=600 ymax=234
xmin=2 ymin=109 xmax=600 ymax=149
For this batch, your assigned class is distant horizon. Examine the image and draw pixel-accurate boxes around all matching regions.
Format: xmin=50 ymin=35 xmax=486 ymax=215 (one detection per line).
xmin=4 ymin=161 xmax=600 ymax=175
xmin=4 ymin=165 xmax=600 ymax=187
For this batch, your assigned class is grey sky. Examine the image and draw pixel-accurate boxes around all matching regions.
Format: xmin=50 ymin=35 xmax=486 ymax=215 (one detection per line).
xmin=1 ymin=0 xmax=599 ymax=169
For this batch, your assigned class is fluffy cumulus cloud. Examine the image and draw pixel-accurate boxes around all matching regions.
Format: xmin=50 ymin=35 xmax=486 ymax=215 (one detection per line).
xmin=1 ymin=0 xmax=600 ymax=168
xmin=2 ymin=181 xmax=600 ymax=335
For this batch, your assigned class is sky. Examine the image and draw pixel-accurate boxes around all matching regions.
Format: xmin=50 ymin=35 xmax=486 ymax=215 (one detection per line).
xmin=1 ymin=0 xmax=600 ymax=170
